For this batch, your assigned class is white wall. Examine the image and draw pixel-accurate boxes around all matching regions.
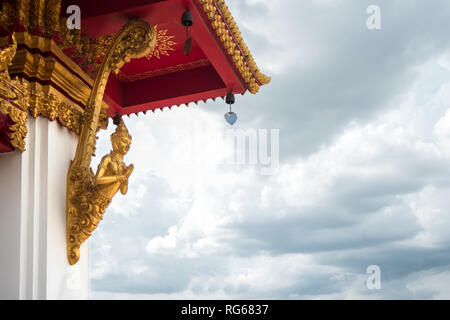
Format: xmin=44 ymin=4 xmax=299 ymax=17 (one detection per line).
xmin=0 ymin=117 xmax=89 ymax=299
xmin=0 ymin=151 xmax=22 ymax=299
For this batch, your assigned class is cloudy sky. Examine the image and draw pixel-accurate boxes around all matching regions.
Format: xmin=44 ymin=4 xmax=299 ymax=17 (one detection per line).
xmin=90 ymin=0 xmax=450 ymax=299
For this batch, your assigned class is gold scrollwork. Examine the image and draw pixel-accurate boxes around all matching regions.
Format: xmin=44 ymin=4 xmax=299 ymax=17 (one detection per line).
xmin=66 ymin=19 xmax=156 ymax=265
xmin=197 ymin=0 xmax=270 ymax=94
xmin=0 ymin=0 xmax=60 ymax=36
xmin=27 ymin=89 xmax=109 ymax=136
xmin=1 ymin=31 xmax=104 ymax=152
xmin=0 ymin=33 xmax=28 ymax=151
xmin=0 ymin=100 xmax=28 ymax=151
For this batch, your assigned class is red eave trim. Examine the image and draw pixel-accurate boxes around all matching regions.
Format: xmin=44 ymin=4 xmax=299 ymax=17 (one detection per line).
xmin=189 ymin=0 xmax=245 ymax=95
xmin=117 ymin=87 xmax=230 ymax=115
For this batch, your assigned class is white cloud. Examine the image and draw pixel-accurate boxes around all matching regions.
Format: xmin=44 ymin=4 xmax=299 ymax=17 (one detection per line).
xmin=90 ymin=0 xmax=450 ymax=300
xmin=437 ymin=51 xmax=450 ymax=71
xmin=92 ymin=68 xmax=450 ymax=297
xmin=434 ymin=108 xmax=450 ymax=156
xmin=406 ymin=269 xmax=450 ymax=299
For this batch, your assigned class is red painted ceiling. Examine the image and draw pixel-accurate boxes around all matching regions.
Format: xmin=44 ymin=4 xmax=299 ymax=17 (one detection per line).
xmin=61 ymin=0 xmax=246 ymax=116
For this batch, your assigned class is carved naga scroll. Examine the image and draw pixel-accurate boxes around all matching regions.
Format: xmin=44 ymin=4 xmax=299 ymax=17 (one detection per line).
xmin=66 ymin=19 xmax=156 ymax=265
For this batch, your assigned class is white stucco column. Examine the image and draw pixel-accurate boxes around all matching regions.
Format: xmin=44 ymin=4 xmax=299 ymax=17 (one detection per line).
xmin=0 ymin=117 xmax=89 ymax=300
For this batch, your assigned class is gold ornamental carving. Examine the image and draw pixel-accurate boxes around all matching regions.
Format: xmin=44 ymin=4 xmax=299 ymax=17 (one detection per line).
xmin=66 ymin=19 xmax=156 ymax=265
xmin=117 ymin=59 xmax=211 ymax=82
xmin=0 ymin=29 xmax=112 ymax=151
xmin=145 ymin=25 xmax=177 ymax=60
xmin=0 ymin=33 xmax=28 ymax=151
xmin=197 ymin=0 xmax=270 ymax=94
xmin=27 ymin=87 xmax=109 ymax=136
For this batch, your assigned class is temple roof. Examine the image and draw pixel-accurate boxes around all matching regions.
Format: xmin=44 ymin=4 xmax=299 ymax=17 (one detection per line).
xmin=0 ymin=0 xmax=269 ymax=117
xmin=75 ymin=0 xmax=270 ymax=116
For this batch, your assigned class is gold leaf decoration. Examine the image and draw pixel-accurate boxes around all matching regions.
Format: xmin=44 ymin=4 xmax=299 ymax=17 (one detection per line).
xmin=146 ymin=25 xmax=177 ymax=60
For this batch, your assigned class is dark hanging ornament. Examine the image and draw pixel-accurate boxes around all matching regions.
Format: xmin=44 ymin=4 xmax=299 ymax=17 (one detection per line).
xmin=225 ymin=92 xmax=235 ymax=105
xmin=113 ymin=114 xmax=122 ymax=126
xmin=181 ymin=10 xmax=194 ymax=56
xmin=224 ymin=93 xmax=237 ymax=125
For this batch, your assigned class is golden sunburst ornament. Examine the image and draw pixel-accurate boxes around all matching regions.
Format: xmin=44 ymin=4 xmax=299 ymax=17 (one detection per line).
xmin=146 ymin=25 xmax=177 ymax=60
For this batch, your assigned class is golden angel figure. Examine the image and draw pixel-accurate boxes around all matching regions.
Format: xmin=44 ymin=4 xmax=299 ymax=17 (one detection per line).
xmin=94 ymin=120 xmax=134 ymax=200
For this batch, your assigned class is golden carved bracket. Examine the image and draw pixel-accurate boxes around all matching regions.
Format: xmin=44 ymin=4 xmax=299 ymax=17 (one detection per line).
xmin=66 ymin=19 xmax=156 ymax=265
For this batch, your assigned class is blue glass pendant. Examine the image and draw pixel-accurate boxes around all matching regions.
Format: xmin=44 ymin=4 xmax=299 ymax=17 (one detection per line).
xmin=224 ymin=111 xmax=237 ymax=125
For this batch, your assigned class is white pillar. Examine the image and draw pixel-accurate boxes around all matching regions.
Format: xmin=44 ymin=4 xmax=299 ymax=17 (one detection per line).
xmin=0 ymin=117 xmax=89 ymax=300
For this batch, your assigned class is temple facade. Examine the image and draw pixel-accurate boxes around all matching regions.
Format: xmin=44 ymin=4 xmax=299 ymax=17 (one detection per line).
xmin=0 ymin=0 xmax=269 ymax=299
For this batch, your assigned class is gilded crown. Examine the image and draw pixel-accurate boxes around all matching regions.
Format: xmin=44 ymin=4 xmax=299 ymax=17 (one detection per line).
xmin=111 ymin=119 xmax=131 ymax=146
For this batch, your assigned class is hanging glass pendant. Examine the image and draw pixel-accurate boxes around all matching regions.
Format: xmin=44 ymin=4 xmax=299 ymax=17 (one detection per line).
xmin=224 ymin=111 xmax=237 ymax=125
